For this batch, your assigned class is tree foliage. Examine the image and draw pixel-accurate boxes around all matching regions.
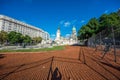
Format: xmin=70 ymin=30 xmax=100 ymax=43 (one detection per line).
xmin=78 ymin=18 xmax=99 ymax=40
xmin=8 ymin=31 xmax=23 ymax=44
xmin=7 ymin=31 xmax=32 ymax=44
xmin=32 ymin=37 xmax=42 ymax=44
xmin=0 ymin=31 xmax=43 ymax=45
xmin=23 ymin=35 xmax=32 ymax=44
xmin=78 ymin=11 xmax=120 ymax=40
xmin=0 ymin=31 xmax=8 ymax=44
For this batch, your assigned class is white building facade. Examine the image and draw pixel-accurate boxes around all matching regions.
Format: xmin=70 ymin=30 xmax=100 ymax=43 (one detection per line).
xmin=55 ymin=27 xmax=61 ymax=41
xmin=0 ymin=15 xmax=50 ymax=40
xmin=55 ymin=26 xmax=78 ymax=45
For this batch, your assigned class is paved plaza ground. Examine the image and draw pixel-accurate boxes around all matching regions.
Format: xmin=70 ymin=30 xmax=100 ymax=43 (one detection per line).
xmin=0 ymin=46 xmax=120 ymax=80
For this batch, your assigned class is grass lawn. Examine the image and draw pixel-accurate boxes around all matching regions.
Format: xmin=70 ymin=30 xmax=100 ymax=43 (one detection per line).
xmin=0 ymin=46 xmax=65 ymax=52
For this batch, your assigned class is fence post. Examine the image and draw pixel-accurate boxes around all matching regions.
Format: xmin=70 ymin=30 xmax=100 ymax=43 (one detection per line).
xmin=112 ymin=26 xmax=116 ymax=62
xmin=100 ymin=32 xmax=102 ymax=50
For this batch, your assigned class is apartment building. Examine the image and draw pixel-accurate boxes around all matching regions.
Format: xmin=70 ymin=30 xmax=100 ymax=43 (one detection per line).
xmin=0 ymin=15 xmax=50 ymax=40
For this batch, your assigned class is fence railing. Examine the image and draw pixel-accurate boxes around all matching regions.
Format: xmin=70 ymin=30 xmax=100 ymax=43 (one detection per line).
xmin=87 ymin=26 xmax=120 ymax=62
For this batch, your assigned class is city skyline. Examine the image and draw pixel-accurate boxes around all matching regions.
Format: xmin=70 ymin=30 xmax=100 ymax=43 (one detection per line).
xmin=0 ymin=0 xmax=120 ymax=39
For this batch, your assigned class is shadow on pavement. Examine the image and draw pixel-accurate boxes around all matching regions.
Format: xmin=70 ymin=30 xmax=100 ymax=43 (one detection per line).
xmin=101 ymin=62 xmax=120 ymax=71
xmin=79 ymin=47 xmax=120 ymax=80
xmin=0 ymin=57 xmax=52 ymax=80
xmin=0 ymin=54 xmax=5 ymax=59
xmin=51 ymin=67 xmax=62 ymax=80
xmin=1 ymin=56 xmax=79 ymax=80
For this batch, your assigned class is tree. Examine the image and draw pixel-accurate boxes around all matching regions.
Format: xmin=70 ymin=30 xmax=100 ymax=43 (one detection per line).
xmin=8 ymin=31 xmax=24 ymax=44
xmin=78 ymin=18 xmax=100 ymax=40
xmin=87 ymin=18 xmax=99 ymax=34
xmin=109 ymin=13 xmax=120 ymax=28
xmin=16 ymin=33 xmax=24 ymax=43
xmin=32 ymin=37 xmax=42 ymax=44
xmin=8 ymin=31 xmax=17 ymax=44
xmin=23 ymin=35 xmax=32 ymax=44
xmin=99 ymin=13 xmax=120 ymax=31
xmin=78 ymin=25 xmax=91 ymax=40
xmin=78 ymin=10 xmax=120 ymax=41
xmin=0 ymin=31 xmax=8 ymax=45
xmin=98 ymin=14 xmax=110 ymax=32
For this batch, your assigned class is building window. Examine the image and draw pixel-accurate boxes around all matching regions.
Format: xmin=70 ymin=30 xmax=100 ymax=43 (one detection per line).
xmin=3 ymin=20 xmax=5 ymax=24
xmin=8 ymin=26 xmax=11 ymax=31
xmin=2 ymin=26 xmax=4 ymax=30
xmin=9 ymin=22 xmax=11 ymax=26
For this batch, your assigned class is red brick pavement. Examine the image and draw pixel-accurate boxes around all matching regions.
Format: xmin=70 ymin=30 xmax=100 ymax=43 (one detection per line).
xmin=0 ymin=46 xmax=120 ymax=80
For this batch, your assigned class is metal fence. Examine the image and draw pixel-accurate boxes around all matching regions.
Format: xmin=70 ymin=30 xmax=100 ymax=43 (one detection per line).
xmin=87 ymin=26 xmax=120 ymax=62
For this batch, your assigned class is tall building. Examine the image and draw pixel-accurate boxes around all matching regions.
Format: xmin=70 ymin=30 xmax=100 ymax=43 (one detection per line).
xmin=71 ymin=26 xmax=77 ymax=40
xmin=55 ymin=27 xmax=60 ymax=41
xmin=0 ymin=15 xmax=50 ymax=40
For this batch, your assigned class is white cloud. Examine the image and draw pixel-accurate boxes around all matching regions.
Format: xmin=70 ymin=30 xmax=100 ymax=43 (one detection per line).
xmin=50 ymin=34 xmax=56 ymax=40
xmin=59 ymin=20 xmax=65 ymax=24
xmin=80 ymin=20 xmax=85 ymax=23
xmin=104 ymin=10 xmax=109 ymax=13
xmin=65 ymin=34 xmax=71 ymax=38
xmin=59 ymin=19 xmax=78 ymax=27
xmin=66 ymin=34 xmax=70 ymax=37
xmin=51 ymin=34 xmax=55 ymax=37
xmin=64 ymin=21 xmax=71 ymax=27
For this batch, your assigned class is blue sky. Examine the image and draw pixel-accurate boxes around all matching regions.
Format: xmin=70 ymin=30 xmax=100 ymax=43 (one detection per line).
xmin=0 ymin=0 xmax=120 ymax=39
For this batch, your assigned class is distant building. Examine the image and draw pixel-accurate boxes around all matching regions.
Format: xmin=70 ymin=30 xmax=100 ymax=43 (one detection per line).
xmin=55 ymin=27 xmax=61 ymax=41
xmin=55 ymin=26 xmax=78 ymax=45
xmin=0 ymin=14 xmax=50 ymax=40
xmin=71 ymin=26 xmax=77 ymax=41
